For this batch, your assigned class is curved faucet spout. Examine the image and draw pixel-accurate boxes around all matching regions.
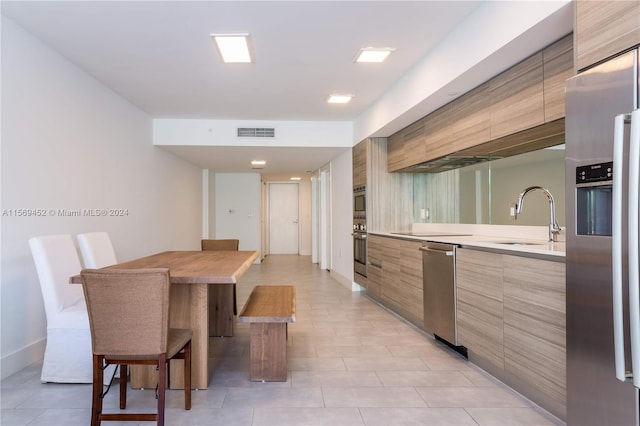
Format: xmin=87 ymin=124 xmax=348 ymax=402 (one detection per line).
xmin=514 ymin=186 xmax=561 ymax=242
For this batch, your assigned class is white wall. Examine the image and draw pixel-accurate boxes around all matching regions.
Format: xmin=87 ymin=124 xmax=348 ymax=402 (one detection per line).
xmin=214 ymin=173 xmax=261 ymax=256
xmin=154 ymin=119 xmax=352 ymax=147
xmin=0 ymin=17 xmax=203 ymax=379
xmin=329 ymin=149 xmax=354 ymax=289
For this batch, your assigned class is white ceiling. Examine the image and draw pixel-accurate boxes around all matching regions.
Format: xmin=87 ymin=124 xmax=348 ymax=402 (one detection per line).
xmin=1 ymin=1 xmax=572 ymax=177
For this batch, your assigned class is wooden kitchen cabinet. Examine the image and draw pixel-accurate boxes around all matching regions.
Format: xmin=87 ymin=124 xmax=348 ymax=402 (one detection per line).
xmin=386 ymin=132 xmax=405 ymax=173
xmin=450 ymin=83 xmax=491 ymax=153
xmin=392 ymin=239 xmax=423 ymax=324
xmin=387 ymin=116 xmax=428 ymax=172
xmin=456 ymin=248 xmax=504 ymax=369
xmin=456 ymin=248 xmax=566 ymax=419
xmin=543 ymin=34 xmax=573 ymax=122
xmin=503 ymin=255 xmax=566 ymax=409
xmin=421 ymin=103 xmax=452 ymax=163
xmin=575 ymin=0 xmax=640 ymax=72
xmin=387 ymin=35 xmax=570 ymax=172
xmin=490 ymin=53 xmax=545 ymax=140
xmin=364 ymin=235 xmax=423 ymax=326
xmin=352 ymin=139 xmax=367 ymax=188
xmin=366 ymin=235 xmax=384 ymax=298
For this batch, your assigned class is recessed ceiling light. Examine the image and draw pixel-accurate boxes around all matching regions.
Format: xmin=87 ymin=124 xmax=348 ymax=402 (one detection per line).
xmin=327 ymin=94 xmax=354 ymax=104
xmin=211 ymin=34 xmax=252 ymax=63
xmin=354 ymin=47 xmax=395 ymax=63
xmin=290 ymin=177 xmax=301 ymax=181
xmin=251 ymin=160 xmax=266 ymax=167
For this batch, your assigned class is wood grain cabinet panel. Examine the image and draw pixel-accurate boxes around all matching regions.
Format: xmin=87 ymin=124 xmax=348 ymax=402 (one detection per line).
xmin=422 ymin=104 xmax=453 ymax=163
xmin=352 ymin=140 xmax=367 ymax=188
xmin=365 ymin=236 xmax=423 ymax=325
xmin=576 ymin=0 xmax=640 ymax=71
xmin=450 ymin=83 xmax=491 ymax=152
xmin=388 ymin=117 xmax=428 ymax=172
xmin=381 ymin=238 xmax=402 ymax=312
xmin=367 ymin=235 xmax=383 ymax=265
xmin=387 ymin=132 xmax=405 ymax=173
xmin=366 ymin=235 xmax=384 ymax=299
xmin=543 ymin=34 xmax=574 ymax=122
xmin=503 ymin=255 xmax=566 ymax=407
xmin=490 ymin=53 xmax=545 ymax=140
xmin=397 ymin=239 xmax=424 ymax=323
xmin=456 ymin=248 xmax=504 ymax=369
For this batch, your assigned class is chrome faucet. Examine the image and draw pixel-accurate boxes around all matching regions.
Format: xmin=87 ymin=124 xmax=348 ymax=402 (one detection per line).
xmin=514 ymin=186 xmax=561 ymax=242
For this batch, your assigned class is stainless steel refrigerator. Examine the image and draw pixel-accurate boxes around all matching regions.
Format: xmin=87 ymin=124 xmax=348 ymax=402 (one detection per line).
xmin=566 ymin=48 xmax=640 ymax=425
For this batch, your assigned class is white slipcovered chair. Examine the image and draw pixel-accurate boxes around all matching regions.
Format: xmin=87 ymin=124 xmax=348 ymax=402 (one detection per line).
xmin=29 ymin=234 xmax=92 ymax=383
xmin=29 ymin=234 xmax=115 ymax=383
xmin=77 ymin=232 xmax=117 ymax=268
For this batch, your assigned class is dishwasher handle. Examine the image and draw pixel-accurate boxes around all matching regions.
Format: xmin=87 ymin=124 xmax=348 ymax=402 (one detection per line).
xmin=419 ymin=246 xmax=454 ymax=256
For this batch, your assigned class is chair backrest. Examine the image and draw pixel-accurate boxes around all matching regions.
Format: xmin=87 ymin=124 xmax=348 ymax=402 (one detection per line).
xmin=201 ymin=239 xmax=239 ymax=251
xmin=80 ymin=268 xmax=171 ymax=357
xmin=29 ymin=234 xmax=85 ymax=318
xmin=77 ymin=232 xmax=117 ymax=268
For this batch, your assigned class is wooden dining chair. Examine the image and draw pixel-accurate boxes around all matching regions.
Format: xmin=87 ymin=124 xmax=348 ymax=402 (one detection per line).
xmin=201 ymin=239 xmax=239 ymax=251
xmin=80 ymin=268 xmax=191 ymax=426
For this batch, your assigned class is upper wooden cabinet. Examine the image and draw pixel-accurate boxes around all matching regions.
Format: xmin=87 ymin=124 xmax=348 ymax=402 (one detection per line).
xmin=387 ymin=35 xmax=573 ymax=172
xmin=387 ymin=117 xmax=427 ymax=172
xmin=543 ymin=34 xmax=574 ymax=122
xmin=352 ymin=139 xmax=367 ymax=188
xmin=489 ymin=53 xmax=545 ymax=140
xmin=422 ymin=103 xmax=453 ymax=162
xmin=450 ymin=83 xmax=491 ymax=153
xmin=575 ymin=0 xmax=640 ymax=71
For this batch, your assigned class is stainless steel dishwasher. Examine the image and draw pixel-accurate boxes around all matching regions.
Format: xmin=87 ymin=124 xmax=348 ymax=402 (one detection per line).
xmin=420 ymin=241 xmax=459 ymax=347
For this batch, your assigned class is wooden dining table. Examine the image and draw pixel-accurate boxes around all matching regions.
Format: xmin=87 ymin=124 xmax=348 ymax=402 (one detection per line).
xmin=73 ymin=250 xmax=259 ymax=389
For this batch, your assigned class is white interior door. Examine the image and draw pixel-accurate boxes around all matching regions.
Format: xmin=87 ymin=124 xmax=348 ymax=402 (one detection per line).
xmin=269 ymin=182 xmax=299 ymax=254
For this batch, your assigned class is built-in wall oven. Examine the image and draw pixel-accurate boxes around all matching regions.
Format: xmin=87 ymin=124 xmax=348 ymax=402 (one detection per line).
xmin=353 ymin=185 xmax=367 ymax=278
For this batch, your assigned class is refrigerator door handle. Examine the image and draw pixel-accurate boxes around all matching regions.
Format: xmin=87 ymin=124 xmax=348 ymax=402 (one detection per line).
xmin=613 ymin=113 xmax=633 ymax=382
xmin=613 ymin=113 xmax=628 ymax=382
xmin=628 ymin=109 xmax=640 ymax=388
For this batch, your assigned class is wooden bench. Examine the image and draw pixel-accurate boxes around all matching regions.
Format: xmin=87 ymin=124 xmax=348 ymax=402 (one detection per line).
xmin=237 ymin=285 xmax=296 ymax=382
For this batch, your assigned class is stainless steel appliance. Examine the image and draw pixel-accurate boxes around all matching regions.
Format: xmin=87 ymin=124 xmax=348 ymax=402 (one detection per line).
xmin=353 ymin=185 xmax=367 ymax=279
xmin=420 ymin=242 xmax=459 ymax=347
xmin=566 ymin=48 xmax=640 ymax=425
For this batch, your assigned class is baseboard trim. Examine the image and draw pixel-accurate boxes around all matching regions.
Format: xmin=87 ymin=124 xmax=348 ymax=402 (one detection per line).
xmin=1 ymin=338 xmax=45 ymax=380
xmin=329 ymin=269 xmax=352 ymax=290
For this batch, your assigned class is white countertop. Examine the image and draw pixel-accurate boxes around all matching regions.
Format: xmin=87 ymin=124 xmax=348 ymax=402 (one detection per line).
xmin=369 ymin=224 xmax=565 ymax=261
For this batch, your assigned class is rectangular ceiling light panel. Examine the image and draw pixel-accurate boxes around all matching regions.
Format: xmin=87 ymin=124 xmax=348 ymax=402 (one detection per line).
xmin=327 ymin=94 xmax=353 ymax=104
xmin=211 ymin=34 xmax=252 ymax=63
xmin=354 ymin=47 xmax=395 ymax=63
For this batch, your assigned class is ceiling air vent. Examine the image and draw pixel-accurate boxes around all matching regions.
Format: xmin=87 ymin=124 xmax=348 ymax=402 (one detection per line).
xmin=237 ymin=127 xmax=275 ymax=138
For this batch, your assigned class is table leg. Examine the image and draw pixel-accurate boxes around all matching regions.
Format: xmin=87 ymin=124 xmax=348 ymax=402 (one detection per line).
xmin=208 ymin=284 xmax=235 ymax=337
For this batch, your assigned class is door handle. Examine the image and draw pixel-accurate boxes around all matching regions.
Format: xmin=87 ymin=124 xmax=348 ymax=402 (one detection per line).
xmin=419 ymin=247 xmax=453 ymax=256
xmin=293 ymin=220 xmax=299 ymax=224
xmin=612 ymin=113 xmax=627 ymax=382
xmin=628 ymin=109 xmax=640 ymax=387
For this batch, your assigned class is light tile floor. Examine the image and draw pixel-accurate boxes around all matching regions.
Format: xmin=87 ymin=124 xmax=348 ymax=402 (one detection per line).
xmin=1 ymin=255 xmax=564 ymax=425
